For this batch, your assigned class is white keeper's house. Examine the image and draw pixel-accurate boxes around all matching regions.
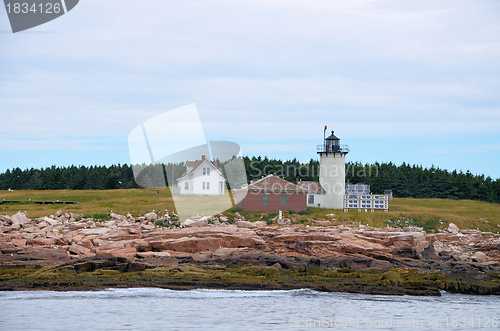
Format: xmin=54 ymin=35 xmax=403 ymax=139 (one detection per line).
xmin=177 ymin=155 xmax=226 ymax=195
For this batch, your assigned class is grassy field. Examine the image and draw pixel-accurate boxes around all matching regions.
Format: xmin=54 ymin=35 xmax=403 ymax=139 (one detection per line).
xmin=1 ymin=189 xmax=499 ymax=232
xmin=0 ymin=188 xmax=176 ymax=218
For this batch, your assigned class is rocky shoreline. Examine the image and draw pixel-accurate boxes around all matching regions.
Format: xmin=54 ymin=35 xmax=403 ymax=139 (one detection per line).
xmin=1 ymin=211 xmax=499 ymax=295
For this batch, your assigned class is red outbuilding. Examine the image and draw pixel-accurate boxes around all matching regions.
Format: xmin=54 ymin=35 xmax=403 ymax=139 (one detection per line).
xmin=235 ymin=174 xmax=307 ymax=212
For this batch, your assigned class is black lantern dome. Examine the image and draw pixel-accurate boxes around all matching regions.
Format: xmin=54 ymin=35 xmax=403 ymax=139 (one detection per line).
xmin=325 ymin=131 xmax=340 ymax=152
xmin=317 ymin=128 xmax=349 ymax=155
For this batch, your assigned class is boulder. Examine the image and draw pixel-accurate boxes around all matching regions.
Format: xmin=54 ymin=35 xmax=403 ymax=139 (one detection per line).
xmin=270 ymin=262 xmax=282 ymax=269
xmin=448 ymin=223 xmax=460 ymax=234
xmin=81 ymin=239 xmax=94 ymax=250
xmin=74 ymin=261 xmax=95 ymax=272
xmin=144 ymin=212 xmax=158 ymax=221
xmin=11 ymin=238 xmax=27 ymax=246
xmin=183 ymin=219 xmax=195 ymax=226
xmin=41 ymin=226 xmax=57 ymax=236
xmin=198 ymin=216 xmax=213 ymax=223
xmin=11 ymin=212 xmax=30 ymax=225
xmin=136 ymin=241 xmax=151 ymax=252
xmin=127 ymin=262 xmax=148 ymax=271
xmin=37 ymin=221 xmax=51 ymax=229
xmin=148 ymin=240 xmax=167 ymax=251
xmin=80 ymin=228 xmax=110 ymax=235
xmin=69 ymin=223 xmax=87 ymax=231
xmin=184 ymin=220 xmax=208 ymax=228
xmin=110 ymin=212 xmax=126 ymax=221
xmin=403 ymin=226 xmax=424 ymax=232
xmin=0 ymin=215 xmax=12 ymax=224
xmin=471 ymin=252 xmax=489 ymax=263
xmin=28 ymin=237 xmax=55 ymax=246
xmin=21 ymin=225 xmax=37 ymax=233
xmin=68 ymin=243 xmax=95 ymax=257
xmin=54 ymin=237 xmax=71 ymax=246
xmin=1 ymin=244 xmax=20 ymax=254
xmin=162 ymin=237 xmax=221 ymax=253
xmin=235 ymin=220 xmax=257 ymax=229
xmin=117 ymin=220 xmax=132 ymax=227
xmin=216 ymin=233 xmax=266 ymax=247
xmin=141 ymin=224 xmax=155 ymax=231
xmin=128 ymin=226 xmax=141 ymax=235
xmin=109 ymin=246 xmax=137 ymax=259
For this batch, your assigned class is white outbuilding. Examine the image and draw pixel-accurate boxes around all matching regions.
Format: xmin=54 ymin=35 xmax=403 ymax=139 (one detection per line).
xmin=177 ymin=155 xmax=226 ymax=195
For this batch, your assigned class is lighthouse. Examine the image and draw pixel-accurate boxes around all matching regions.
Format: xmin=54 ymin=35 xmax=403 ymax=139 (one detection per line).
xmin=317 ymin=129 xmax=349 ymax=209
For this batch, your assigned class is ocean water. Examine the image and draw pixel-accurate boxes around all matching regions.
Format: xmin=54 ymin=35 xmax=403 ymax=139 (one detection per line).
xmin=0 ymin=289 xmax=499 ymax=330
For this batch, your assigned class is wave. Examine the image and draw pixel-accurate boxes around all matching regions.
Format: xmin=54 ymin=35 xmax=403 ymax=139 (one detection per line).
xmin=0 ymin=287 xmax=326 ymax=301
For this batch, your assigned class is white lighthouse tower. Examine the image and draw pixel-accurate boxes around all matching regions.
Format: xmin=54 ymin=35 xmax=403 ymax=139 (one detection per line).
xmin=317 ymin=130 xmax=349 ymax=209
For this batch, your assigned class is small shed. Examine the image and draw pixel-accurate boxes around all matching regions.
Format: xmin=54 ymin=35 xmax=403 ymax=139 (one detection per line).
xmin=236 ymin=174 xmax=307 ymax=212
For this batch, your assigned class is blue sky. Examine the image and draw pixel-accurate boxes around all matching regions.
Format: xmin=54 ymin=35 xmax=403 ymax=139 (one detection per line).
xmin=1 ymin=0 xmax=499 ymax=178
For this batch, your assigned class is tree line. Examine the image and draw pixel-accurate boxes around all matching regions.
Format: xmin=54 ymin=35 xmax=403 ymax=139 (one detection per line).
xmin=0 ymin=158 xmax=499 ymax=203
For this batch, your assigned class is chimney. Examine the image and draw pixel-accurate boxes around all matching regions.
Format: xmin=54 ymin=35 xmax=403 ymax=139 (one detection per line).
xmin=201 ymin=155 xmax=206 ymax=160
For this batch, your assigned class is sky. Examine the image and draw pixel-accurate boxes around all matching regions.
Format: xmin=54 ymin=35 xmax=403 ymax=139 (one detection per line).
xmin=1 ymin=0 xmax=499 ymax=179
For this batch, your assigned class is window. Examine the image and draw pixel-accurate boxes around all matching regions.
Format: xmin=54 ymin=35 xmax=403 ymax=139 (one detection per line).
xmin=206 ymin=167 xmax=210 ymax=176
xmin=203 ymin=167 xmax=210 ymax=176
xmin=262 ymin=194 xmax=269 ymax=205
xmin=202 ymin=182 xmax=206 ymax=190
xmin=206 ymin=182 xmax=210 ymax=190
xmin=308 ymin=195 xmax=314 ymax=204
xmin=184 ymin=182 xmax=189 ymax=190
xmin=281 ymin=194 xmax=288 ymax=206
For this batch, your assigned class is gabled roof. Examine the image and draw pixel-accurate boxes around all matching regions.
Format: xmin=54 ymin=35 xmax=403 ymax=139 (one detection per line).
xmin=242 ymin=174 xmax=305 ymax=193
xmin=298 ymin=181 xmax=325 ymax=194
xmin=177 ymin=159 xmax=222 ymax=181
xmin=186 ymin=159 xmax=219 ymax=169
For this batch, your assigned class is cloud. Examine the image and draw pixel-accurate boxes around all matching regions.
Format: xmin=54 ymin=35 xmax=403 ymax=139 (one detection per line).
xmin=0 ymin=0 xmax=499 ymax=177
xmin=484 ymin=144 xmax=500 ymax=151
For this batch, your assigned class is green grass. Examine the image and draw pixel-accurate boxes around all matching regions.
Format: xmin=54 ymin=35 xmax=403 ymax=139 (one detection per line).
xmin=1 ymin=190 xmax=499 ymax=232
xmin=0 ymin=188 xmax=176 ymax=218
xmin=229 ymin=198 xmax=500 ymax=232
